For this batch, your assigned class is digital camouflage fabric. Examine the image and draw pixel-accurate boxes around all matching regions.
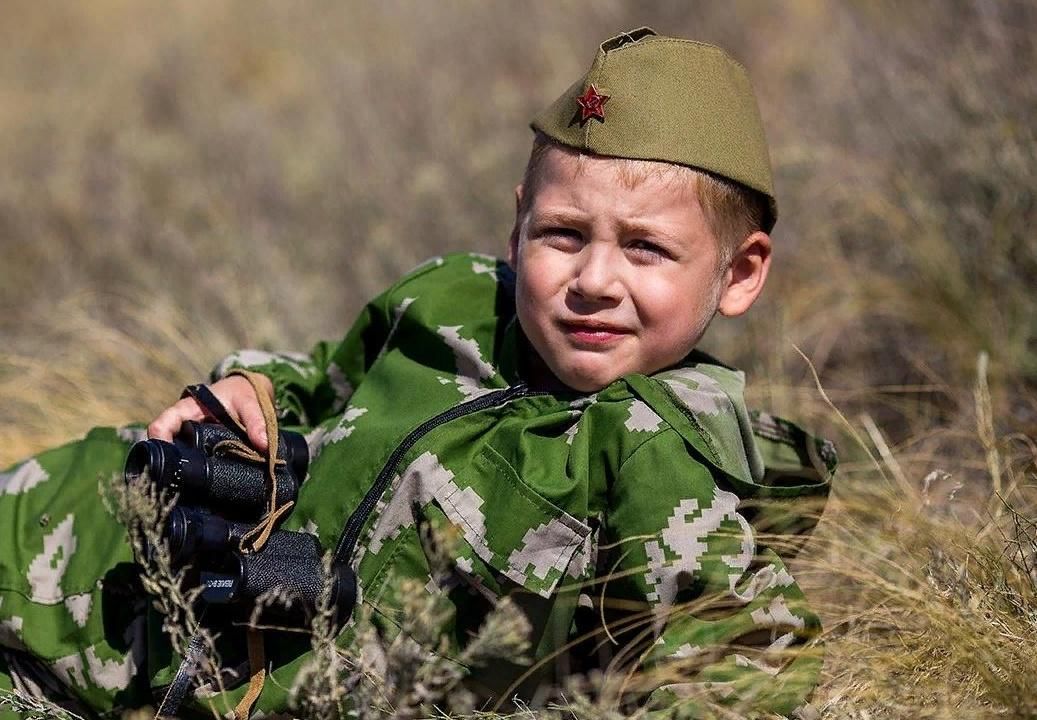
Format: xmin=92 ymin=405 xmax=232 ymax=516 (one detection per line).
xmin=0 ymin=254 xmax=834 ymax=718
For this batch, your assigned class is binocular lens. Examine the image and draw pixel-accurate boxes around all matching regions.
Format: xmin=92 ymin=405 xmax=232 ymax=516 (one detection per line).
xmin=124 ymin=439 xmax=210 ymax=495
xmin=165 ymin=507 xmax=246 ymax=565
xmin=124 ymin=439 xmax=167 ymax=485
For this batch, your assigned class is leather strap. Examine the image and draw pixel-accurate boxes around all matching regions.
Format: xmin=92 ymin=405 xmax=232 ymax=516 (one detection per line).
xmin=232 ymin=628 xmax=267 ymax=719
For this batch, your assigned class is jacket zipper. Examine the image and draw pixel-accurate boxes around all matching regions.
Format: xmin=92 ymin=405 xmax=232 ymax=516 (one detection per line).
xmin=333 ymin=383 xmax=537 ymax=566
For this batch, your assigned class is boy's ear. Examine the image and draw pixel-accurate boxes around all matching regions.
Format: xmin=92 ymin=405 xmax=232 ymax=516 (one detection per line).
xmin=507 ymin=183 xmax=524 ymax=268
xmin=717 ymin=231 xmax=772 ymax=317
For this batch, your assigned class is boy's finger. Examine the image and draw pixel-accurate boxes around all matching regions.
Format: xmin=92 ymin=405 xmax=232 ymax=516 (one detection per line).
xmin=233 ymin=399 xmax=270 ymax=452
xmin=147 ymin=398 xmax=205 ymax=442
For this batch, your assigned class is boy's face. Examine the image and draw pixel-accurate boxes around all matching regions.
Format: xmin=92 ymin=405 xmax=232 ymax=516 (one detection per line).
xmin=508 ymin=146 xmax=769 ymax=392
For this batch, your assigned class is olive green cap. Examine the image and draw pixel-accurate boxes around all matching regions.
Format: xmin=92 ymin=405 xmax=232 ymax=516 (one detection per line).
xmin=531 ymin=28 xmax=777 ymax=231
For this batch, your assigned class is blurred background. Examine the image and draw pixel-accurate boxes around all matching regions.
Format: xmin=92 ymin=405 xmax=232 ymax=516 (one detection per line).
xmin=1 ymin=1 xmax=1035 ymax=715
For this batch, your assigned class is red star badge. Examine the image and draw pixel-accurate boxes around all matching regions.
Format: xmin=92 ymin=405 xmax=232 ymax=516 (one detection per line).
xmin=575 ymin=84 xmax=610 ymax=125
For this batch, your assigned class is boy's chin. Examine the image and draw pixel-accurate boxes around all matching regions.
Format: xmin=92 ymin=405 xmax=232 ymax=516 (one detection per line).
xmin=552 ymin=364 xmax=623 ymax=393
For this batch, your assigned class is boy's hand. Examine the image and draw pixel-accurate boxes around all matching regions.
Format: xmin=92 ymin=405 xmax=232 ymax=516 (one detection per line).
xmin=147 ymin=374 xmax=276 ymax=452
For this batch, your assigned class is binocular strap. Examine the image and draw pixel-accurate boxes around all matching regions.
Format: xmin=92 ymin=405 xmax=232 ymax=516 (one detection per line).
xmin=154 ymin=629 xmax=266 ymax=720
xmin=233 ymin=629 xmax=267 ymax=720
xmin=155 ymin=633 xmax=207 ymax=719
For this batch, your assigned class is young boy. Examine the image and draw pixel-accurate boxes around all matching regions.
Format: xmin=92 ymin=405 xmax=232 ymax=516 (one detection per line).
xmin=0 ymin=28 xmax=834 ymax=718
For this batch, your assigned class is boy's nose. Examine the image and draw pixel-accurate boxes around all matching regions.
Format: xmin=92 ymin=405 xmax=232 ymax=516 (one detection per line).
xmin=570 ymin=245 xmax=622 ymax=302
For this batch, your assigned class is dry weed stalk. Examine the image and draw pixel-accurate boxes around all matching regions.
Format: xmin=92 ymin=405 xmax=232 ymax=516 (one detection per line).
xmin=103 ymin=470 xmax=230 ymax=717
xmin=290 ymin=521 xmax=533 ymax=720
xmin=0 ymin=688 xmax=87 ymax=720
xmin=289 ymin=553 xmax=353 ymax=720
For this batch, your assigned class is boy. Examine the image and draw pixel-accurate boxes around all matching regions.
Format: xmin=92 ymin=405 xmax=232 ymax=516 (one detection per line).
xmin=0 ymin=28 xmax=834 ymax=718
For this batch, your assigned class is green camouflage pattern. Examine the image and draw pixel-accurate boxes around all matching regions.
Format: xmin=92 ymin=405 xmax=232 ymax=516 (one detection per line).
xmin=0 ymin=425 xmax=150 ymax=718
xmin=0 ymin=253 xmax=834 ymax=717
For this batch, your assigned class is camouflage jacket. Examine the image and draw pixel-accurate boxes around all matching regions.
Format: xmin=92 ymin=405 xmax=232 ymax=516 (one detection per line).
xmin=0 ymin=252 xmax=834 ymax=718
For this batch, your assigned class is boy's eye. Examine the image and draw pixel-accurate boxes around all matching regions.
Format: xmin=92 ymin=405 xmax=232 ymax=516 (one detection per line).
xmin=627 ymin=239 xmax=671 ymax=260
xmin=539 ymin=227 xmax=584 ymax=249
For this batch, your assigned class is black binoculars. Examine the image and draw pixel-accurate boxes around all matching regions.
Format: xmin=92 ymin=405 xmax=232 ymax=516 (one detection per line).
xmin=124 ymin=421 xmax=308 ymax=518
xmin=125 ymin=421 xmax=355 ymax=624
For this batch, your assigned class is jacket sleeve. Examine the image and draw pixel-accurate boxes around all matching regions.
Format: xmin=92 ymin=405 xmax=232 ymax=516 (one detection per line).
xmin=209 ymin=278 xmax=407 ymax=428
xmin=605 ymin=429 xmax=822 ymax=718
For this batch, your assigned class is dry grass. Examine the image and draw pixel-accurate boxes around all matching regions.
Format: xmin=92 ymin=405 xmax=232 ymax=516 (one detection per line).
xmin=805 ymin=354 xmax=1037 ymax=718
xmin=1 ymin=0 xmax=1036 ymax=717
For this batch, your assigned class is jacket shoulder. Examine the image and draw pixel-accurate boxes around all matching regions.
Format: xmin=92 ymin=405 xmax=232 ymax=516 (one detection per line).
xmin=389 ymin=253 xmax=511 ymax=292
xmin=622 ymin=359 xmax=835 ymax=499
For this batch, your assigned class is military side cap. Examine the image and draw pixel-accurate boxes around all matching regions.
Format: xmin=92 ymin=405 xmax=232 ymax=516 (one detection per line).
xmin=532 ymin=28 xmax=777 ymax=231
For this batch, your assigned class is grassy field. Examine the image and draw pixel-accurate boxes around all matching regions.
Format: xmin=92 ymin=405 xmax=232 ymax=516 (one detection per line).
xmin=1 ymin=1 xmax=1035 ymax=717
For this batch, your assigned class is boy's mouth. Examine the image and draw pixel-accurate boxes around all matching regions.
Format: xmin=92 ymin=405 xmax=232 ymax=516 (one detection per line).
xmin=558 ymin=319 xmax=631 ymax=346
